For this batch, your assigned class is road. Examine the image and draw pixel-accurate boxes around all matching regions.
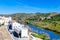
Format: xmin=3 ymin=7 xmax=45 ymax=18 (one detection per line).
xmin=0 ymin=25 xmax=13 ymax=40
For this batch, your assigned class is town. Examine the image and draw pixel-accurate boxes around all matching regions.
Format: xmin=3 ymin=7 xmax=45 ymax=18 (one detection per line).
xmin=0 ymin=0 xmax=60 ymax=40
xmin=0 ymin=16 xmax=43 ymax=40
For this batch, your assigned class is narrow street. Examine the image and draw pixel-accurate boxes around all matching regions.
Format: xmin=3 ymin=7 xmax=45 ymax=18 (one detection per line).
xmin=0 ymin=25 xmax=13 ymax=40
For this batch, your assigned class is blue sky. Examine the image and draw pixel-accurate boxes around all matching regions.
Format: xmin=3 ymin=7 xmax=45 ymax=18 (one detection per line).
xmin=0 ymin=0 xmax=60 ymax=14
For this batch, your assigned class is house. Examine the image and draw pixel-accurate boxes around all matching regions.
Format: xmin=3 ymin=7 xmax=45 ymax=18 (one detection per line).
xmin=0 ymin=19 xmax=4 ymax=24
xmin=3 ymin=17 xmax=12 ymax=25
xmin=47 ymin=16 xmax=51 ymax=19
xmin=0 ymin=16 xmax=12 ymax=26
xmin=21 ymin=27 xmax=29 ymax=38
xmin=10 ymin=20 xmax=29 ymax=39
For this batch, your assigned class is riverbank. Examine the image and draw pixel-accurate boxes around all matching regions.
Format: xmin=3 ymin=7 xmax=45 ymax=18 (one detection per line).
xmin=28 ymin=24 xmax=60 ymax=40
xmin=33 ymin=23 xmax=60 ymax=35
xmin=31 ymin=33 xmax=50 ymax=40
xmin=43 ymin=27 xmax=60 ymax=35
xmin=26 ymin=20 xmax=60 ymax=35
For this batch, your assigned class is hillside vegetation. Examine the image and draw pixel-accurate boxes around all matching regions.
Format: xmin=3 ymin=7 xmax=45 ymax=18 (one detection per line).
xmin=0 ymin=12 xmax=60 ymax=35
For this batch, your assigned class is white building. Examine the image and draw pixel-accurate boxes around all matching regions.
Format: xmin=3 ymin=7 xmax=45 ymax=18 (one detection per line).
xmin=47 ymin=16 xmax=51 ymax=19
xmin=4 ymin=17 xmax=12 ymax=25
xmin=12 ymin=22 xmax=22 ymax=34
xmin=0 ymin=16 xmax=12 ymax=25
xmin=0 ymin=16 xmax=29 ymax=40
xmin=0 ymin=19 xmax=4 ymax=24
xmin=21 ymin=27 xmax=29 ymax=38
xmin=11 ymin=21 xmax=29 ymax=39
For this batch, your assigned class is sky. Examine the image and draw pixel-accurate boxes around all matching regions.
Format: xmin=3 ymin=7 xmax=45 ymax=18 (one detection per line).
xmin=0 ymin=0 xmax=60 ymax=14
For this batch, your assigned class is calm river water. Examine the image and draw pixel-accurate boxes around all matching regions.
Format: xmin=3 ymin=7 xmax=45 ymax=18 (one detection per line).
xmin=28 ymin=24 xmax=60 ymax=40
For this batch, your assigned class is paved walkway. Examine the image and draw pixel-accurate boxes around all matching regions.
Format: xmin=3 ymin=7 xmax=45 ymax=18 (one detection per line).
xmin=0 ymin=25 xmax=13 ymax=40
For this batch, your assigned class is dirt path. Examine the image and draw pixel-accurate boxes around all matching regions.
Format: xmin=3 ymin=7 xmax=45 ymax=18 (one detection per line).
xmin=0 ymin=26 xmax=13 ymax=40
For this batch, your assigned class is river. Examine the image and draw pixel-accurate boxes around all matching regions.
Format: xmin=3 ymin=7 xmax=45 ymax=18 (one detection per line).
xmin=28 ymin=24 xmax=60 ymax=40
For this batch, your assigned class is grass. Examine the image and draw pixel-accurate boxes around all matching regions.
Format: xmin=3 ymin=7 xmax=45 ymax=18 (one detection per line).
xmin=31 ymin=33 xmax=50 ymax=40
